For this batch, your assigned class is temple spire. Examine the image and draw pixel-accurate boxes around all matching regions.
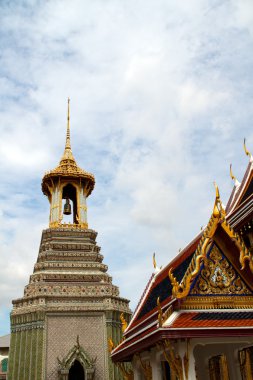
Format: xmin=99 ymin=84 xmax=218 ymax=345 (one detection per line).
xmin=66 ymin=97 xmax=71 ymax=150
xmin=42 ymin=100 xmax=95 ymax=229
xmin=61 ymin=98 xmax=75 ymax=162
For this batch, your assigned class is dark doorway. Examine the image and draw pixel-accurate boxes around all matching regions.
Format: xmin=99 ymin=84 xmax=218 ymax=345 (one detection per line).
xmin=68 ymin=360 xmax=85 ymax=380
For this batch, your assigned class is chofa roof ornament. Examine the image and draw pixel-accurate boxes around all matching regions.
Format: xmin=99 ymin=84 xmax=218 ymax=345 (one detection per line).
xmin=230 ymin=164 xmax=241 ymax=187
xmin=244 ymin=138 xmax=253 ymax=163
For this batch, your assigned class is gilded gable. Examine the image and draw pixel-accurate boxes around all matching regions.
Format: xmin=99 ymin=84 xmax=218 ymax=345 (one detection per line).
xmin=189 ymin=244 xmax=251 ymax=296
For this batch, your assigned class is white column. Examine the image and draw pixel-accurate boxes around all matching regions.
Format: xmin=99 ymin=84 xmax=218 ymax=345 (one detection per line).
xmin=150 ymin=349 xmax=163 ymax=380
xmin=178 ymin=340 xmax=196 ymax=380
xmin=188 ymin=346 xmax=196 ymax=380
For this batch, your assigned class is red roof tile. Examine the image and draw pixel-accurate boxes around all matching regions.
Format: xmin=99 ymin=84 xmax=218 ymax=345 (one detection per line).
xmin=168 ymin=311 xmax=253 ymax=329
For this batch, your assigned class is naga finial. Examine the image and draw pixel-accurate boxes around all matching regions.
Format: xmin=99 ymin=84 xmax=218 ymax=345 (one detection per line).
xmin=153 ymin=252 xmax=157 ymax=269
xmin=230 ymin=164 xmax=240 ymax=187
xmin=157 ymin=297 xmax=163 ymax=327
xmin=153 ymin=252 xmax=162 ymax=273
xmin=213 ymin=182 xmax=226 ymax=218
xmin=244 ymin=138 xmax=253 ymax=162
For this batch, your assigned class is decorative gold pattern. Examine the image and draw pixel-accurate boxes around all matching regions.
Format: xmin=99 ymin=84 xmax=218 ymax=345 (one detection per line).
xmin=120 ymin=313 xmax=128 ymax=333
xmin=157 ymin=297 xmax=173 ymax=327
xmin=239 ymin=346 xmax=253 ymax=380
xmin=136 ymin=353 xmax=152 ymax=380
xmin=115 ymin=362 xmax=134 ymax=380
xmin=190 ymin=244 xmax=251 ymax=295
xmin=108 ymin=338 xmax=115 ymax=354
xmin=49 ymin=221 xmax=88 ymax=229
xmin=169 ymin=184 xmax=249 ymax=299
xmin=158 ymin=340 xmax=183 ymax=380
xmin=157 ymin=297 xmax=163 ymax=327
xmin=209 ymin=354 xmax=230 ymax=380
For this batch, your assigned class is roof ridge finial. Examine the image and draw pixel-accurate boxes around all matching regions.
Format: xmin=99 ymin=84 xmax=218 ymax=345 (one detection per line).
xmin=213 ymin=181 xmax=226 ymax=218
xmin=244 ymin=138 xmax=253 ymax=162
xmin=230 ymin=164 xmax=240 ymax=187
xmin=65 ymin=97 xmax=71 ymax=150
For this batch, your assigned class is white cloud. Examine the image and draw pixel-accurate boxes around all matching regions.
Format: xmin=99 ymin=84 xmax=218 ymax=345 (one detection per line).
xmin=0 ymin=0 xmax=253 ymax=334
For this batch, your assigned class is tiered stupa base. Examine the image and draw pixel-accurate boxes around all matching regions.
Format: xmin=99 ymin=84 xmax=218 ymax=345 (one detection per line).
xmin=8 ymin=228 xmax=131 ymax=380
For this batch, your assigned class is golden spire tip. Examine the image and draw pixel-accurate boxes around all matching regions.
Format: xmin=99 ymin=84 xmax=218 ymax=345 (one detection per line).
xmin=214 ymin=181 xmax=220 ymax=200
xmin=213 ymin=181 xmax=226 ymax=218
xmin=65 ymin=98 xmax=71 ymax=150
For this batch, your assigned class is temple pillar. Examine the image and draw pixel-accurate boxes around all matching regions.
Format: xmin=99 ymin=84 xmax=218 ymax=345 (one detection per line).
xmin=188 ymin=344 xmax=196 ymax=380
xmin=150 ymin=349 xmax=162 ymax=380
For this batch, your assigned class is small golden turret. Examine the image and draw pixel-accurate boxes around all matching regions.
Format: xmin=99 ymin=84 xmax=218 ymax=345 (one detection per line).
xmin=41 ymin=99 xmax=95 ymax=228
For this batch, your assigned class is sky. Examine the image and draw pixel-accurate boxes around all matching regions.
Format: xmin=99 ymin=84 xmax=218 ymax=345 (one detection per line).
xmin=1 ymin=0 xmax=253 ymax=335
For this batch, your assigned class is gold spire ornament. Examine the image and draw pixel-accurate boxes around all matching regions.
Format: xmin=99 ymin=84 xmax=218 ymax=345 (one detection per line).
xmin=153 ymin=252 xmax=162 ymax=274
xmin=60 ymin=97 xmax=75 ymax=163
xmin=153 ymin=252 xmax=157 ymax=269
xmin=42 ymin=99 xmax=95 ymax=229
xmin=66 ymin=97 xmax=71 ymax=149
xmin=230 ymin=164 xmax=240 ymax=187
xmin=244 ymin=138 xmax=253 ymax=162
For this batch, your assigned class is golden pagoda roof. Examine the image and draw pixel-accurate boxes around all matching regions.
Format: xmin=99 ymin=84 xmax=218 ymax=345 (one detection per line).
xmin=42 ymin=99 xmax=95 ymax=196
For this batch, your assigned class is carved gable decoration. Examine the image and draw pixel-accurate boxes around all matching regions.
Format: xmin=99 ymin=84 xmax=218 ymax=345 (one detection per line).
xmin=189 ymin=244 xmax=251 ymax=296
xmin=57 ymin=336 xmax=96 ymax=380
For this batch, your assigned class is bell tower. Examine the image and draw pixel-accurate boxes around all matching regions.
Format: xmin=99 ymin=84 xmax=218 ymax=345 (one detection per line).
xmin=42 ymin=98 xmax=94 ymax=228
xmin=7 ymin=100 xmax=131 ymax=380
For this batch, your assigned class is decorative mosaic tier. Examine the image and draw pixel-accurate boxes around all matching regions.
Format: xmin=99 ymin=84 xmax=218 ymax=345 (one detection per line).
xmin=8 ymin=228 xmax=131 ymax=380
xmin=12 ymin=228 xmax=130 ymax=315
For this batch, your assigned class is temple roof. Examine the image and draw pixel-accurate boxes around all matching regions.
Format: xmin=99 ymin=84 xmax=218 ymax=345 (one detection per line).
xmin=226 ymin=141 xmax=253 ymax=227
xmin=165 ymin=310 xmax=253 ymax=329
xmin=111 ymin=156 xmax=253 ymax=362
xmin=0 ymin=334 xmax=10 ymax=348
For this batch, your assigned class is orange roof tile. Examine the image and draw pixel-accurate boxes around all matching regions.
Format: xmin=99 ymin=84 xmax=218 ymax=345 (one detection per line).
xmin=168 ymin=311 xmax=253 ymax=329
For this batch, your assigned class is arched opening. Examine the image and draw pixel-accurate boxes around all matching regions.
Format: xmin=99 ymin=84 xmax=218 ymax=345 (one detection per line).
xmin=62 ymin=184 xmax=78 ymax=224
xmin=68 ymin=360 xmax=85 ymax=380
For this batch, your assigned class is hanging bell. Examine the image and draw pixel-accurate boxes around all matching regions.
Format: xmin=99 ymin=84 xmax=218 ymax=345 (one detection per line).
xmin=63 ymin=198 xmax=72 ymax=215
